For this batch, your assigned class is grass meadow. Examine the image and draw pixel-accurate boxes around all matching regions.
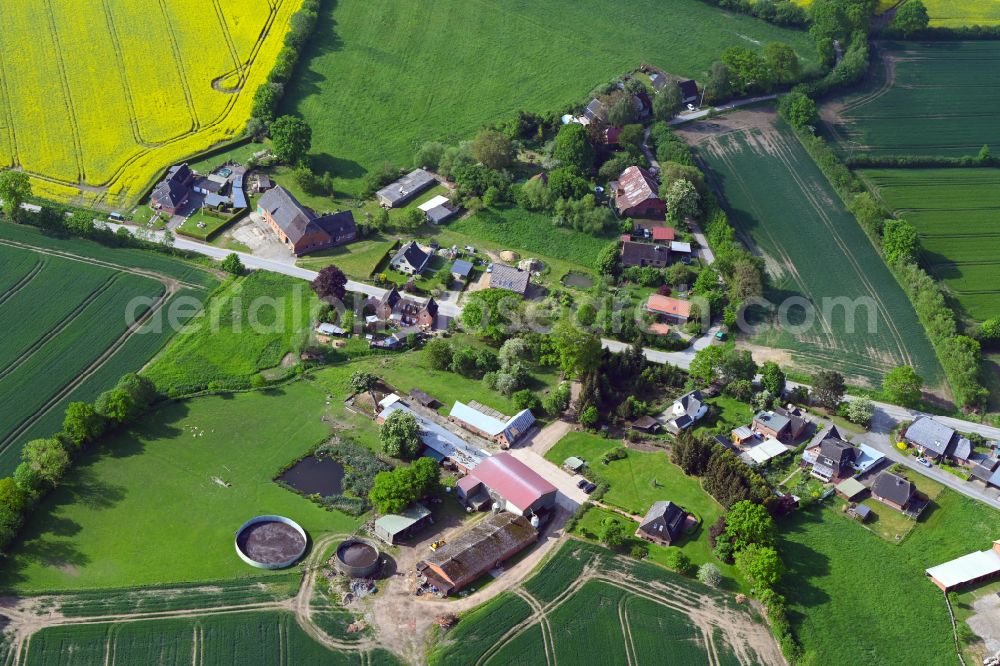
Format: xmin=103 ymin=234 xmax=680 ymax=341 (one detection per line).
xmin=283 ymin=0 xmax=819 ymax=197
xmin=860 ymin=167 xmax=1000 ymax=322
xmin=681 ymin=110 xmax=943 ymax=389
xmin=778 ymin=490 xmax=1000 ymax=665
xmin=21 ymin=611 xmax=399 ymax=665
xmin=0 ymin=381 xmax=360 ymax=593
xmin=145 ymin=271 xmax=318 ymax=395
xmin=544 ymin=432 xmax=731 ymax=576
xmin=0 ymin=224 xmax=216 ymax=474
xmin=822 ymin=41 xmax=1000 ymax=158
xmin=0 ymin=0 xmax=302 ymax=207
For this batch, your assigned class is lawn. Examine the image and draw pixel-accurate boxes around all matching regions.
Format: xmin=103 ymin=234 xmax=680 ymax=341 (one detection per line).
xmin=0 ymin=226 xmax=215 ymax=473
xmin=679 ymin=109 xmax=943 ymax=390
xmin=822 ymin=41 xmax=1000 ymax=158
xmin=0 ymin=0 xmax=303 ymax=207
xmin=860 ymin=167 xmax=1000 ymax=322
xmin=175 ymin=208 xmax=245 ymax=242
xmin=297 ymin=237 xmax=399 ymax=278
xmin=778 ymin=489 xmax=1000 ymax=665
xmin=544 ymin=432 xmax=727 ymax=572
xmin=693 ymin=395 xmax=755 ymax=437
xmin=282 ymin=0 xmax=818 ymax=198
xmin=0 ymin=381 xmax=362 ymax=593
xmin=144 ymin=271 xmax=318 ymax=395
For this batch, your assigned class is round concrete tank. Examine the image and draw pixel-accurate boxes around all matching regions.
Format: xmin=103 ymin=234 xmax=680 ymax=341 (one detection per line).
xmin=235 ymin=515 xmax=308 ymax=569
xmin=335 ymin=538 xmax=381 ymax=578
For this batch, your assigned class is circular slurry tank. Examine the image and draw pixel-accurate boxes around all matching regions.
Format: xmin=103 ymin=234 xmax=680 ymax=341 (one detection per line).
xmin=235 ymin=516 xmax=308 ymax=569
xmin=335 ymin=538 xmax=381 ymax=578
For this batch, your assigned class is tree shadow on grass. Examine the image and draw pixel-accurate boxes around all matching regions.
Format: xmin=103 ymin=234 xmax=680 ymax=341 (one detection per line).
xmin=309 ymin=153 xmax=365 ymax=182
xmin=775 ymin=506 xmax=832 ymax=618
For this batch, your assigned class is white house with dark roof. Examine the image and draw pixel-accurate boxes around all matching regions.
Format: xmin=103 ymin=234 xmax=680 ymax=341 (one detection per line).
xmin=665 ymin=390 xmax=706 ymax=432
xmin=390 ymin=241 xmax=431 ymax=275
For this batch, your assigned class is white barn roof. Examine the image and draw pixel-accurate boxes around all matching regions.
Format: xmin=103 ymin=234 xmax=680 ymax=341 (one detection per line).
xmin=926 ymin=543 xmax=1000 ymax=589
xmin=418 ymin=195 xmax=450 ymax=212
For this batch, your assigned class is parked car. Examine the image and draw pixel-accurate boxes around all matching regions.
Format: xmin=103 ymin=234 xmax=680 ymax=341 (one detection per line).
xmin=916 ymin=457 xmax=932 ymax=468
xmin=583 ymin=482 xmax=597 ymax=494
xmin=576 ymin=479 xmax=588 ymax=489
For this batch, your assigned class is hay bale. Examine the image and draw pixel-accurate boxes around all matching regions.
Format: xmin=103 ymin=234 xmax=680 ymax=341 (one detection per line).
xmin=499 ymin=250 xmax=519 ymax=263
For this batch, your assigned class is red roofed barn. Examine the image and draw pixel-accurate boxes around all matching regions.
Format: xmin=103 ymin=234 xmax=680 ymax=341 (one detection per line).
xmin=455 ymin=452 xmax=557 ymax=516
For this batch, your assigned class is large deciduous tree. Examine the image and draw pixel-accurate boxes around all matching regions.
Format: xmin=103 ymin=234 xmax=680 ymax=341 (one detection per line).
xmin=811 ymin=370 xmax=845 ymax=409
xmin=471 ymin=130 xmax=515 ymax=170
xmin=882 ymin=366 xmax=923 ymax=408
xmin=0 ymin=170 xmax=31 ymax=219
xmin=553 ymin=123 xmax=595 ymax=173
xmin=892 ymin=0 xmax=929 ymax=36
xmin=269 ymin=115 xmax=312 ymax=165
xmin=653 ymin=84 xmax=683 ymax=121
xmin=379 ymin=410 xmax=422 ymax=459
xmin=311 ymin=265 xmax=348 ymax=303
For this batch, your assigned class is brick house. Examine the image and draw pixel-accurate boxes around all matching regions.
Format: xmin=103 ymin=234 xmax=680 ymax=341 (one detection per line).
xmin=613 ymin=166 xmax=665 ymax=219
xmin=257 ymin=186 xmax=356 ymax=256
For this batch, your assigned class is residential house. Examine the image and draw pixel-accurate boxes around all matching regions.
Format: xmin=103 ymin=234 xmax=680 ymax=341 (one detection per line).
xmin=774 ymin=406 xmax=809 ymax=441
xmin=257 ymin=186 xmax=357 ymax=256
xmin=752 ymin=411 xmax=793 ymax=442
xmin=811 ymin=435 xmax=859 ymax=483
xmin=622 ymin=240 xmax=670 ymax=268
xmin=635 ymin=501 xmax=687 ymax=546
xmin=450 ymin=259 xmax=474 ymax=282
xmin=376 ymin=169 xmax=437 ymax=208
xmin=926 ymin=540 xmax=1000 ymax=591
xmin=454 ymin=452 xmax=557 ymax=516
xmin=952 ymin=437 xmax=974 ymax=467
xmin=645 ymin=294 xmax=691 ymax=325
xmin=679 ymin=80 xmax=699 ymax=104
xmin=666 ymin=390 xmax=706 ymax=431
xmin=371 ymin=287 xmax=438 ymax=329
xmin=373 ymin=503 xmax=433 ymax=545
xmin=390 ymin=241 xmax=431 ymax=275
xmin=489 ymin=264 xmax=531 ymax=295
xmin=630 ymin=415 xmax=660 ymax=433
xmin=613 ymin=166 xmax=665 ymax=219
xmin=871 ymin=471 xmax=916 ymax=511
xmin=449 ymin=401 xmax=536 ymax=448
xmin=150 ymin=163 xmax=193 ymax=214
xmin=904 ymin=415 xmax=956 ymax=460
xmin=649 ymin=72 xmax=668 ymax=91
xmin=417 ymin=512 xmax=537 ymax=596
xmin=971 ymin=458 xmax=1000 ymax=486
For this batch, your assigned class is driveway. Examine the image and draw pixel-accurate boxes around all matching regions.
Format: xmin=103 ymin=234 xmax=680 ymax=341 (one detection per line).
xmin=521 ymin=418 xmax=574 ymax=456
xmin=507 ymin=448 xmax=588 ymax=510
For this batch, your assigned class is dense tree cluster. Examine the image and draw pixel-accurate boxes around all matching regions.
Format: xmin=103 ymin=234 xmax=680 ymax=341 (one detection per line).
xmin=369 ymin=457 xmax=440 ymax=514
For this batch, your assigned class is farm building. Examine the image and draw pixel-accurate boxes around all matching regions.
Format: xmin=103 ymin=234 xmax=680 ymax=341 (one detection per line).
xmin=390 ymin=241 xmax=431 ymax=275
xmin=418 ymin=195 xmax=457 ymax=224
xmin=740 ymin=437 xmax=789 ymax=467
xmin=257 ymin=186 xmax=357 ymax=256
xmin=635 ymin=501 xmax=688 ymax=546
xmin=409 ymin=389 xmax=438 ymax=408
xmin=455 ymin=452 xmax=557 ymax=516
xmin=450 ymin=259 xmax=474 ymax=281
xmin=622 ymin=240 xmax=670 ymax=268
xmin=417 ymin=512 xmax=537 ymax=596
xmin=903 ymin=415 xmax=956 ymax=460
xmin=629 ymin=415 xmax=660 ymax=433
xmin=449 ymin=401 xmax=536 ymax=448
xmin=871 ymin=471 xmax=916 ymax=512
xmin=645 ymin=294 xmax=691 ymax=324
xmin=376 ymin=169 xmax=437 ymax=207
xmin=926 ymin=540 xmax=1000 ymax=591
xmin=489 ymin=264 xmax=531 ymax=295
xmin=665 ymin=390 xmax=706 ymax=431
xmin=376 ymin=397 xmax=489 ymax=473
xmin=670 ymin=241 xmax=692 ymax=257
xmin=150 ymin=163 xmax=194 ymax=214
xmin=316 ymin=322 xmax=347 ymax=337
xmin=373 ymin=503 xmax=433 ymax=545
xmin=613 ymin=166 xmax=665 ymax=219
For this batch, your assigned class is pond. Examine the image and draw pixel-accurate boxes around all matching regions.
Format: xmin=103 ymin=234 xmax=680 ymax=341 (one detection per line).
xmin=278 ymin=456 xmax=345 ymax=496
xmin=562 ymin=271 xmax=594 ymax=289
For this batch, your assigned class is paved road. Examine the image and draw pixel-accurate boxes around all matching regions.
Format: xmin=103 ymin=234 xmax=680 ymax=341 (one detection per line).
xmin=107 ymin=223 xmax=463 ymax=318
xmin=601 ymin=325 xmax=722 ymax=370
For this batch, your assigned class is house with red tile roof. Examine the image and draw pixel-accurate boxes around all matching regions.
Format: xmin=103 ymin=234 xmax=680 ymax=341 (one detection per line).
xmin=645 ymin=294 xmax=691 ymax=323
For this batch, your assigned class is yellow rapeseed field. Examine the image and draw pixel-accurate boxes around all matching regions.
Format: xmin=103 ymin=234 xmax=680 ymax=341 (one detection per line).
xmin=921 ymin=0 xmax=1000 ymax=27
xmin=0 ymin=0 xmax=301 ymax=208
